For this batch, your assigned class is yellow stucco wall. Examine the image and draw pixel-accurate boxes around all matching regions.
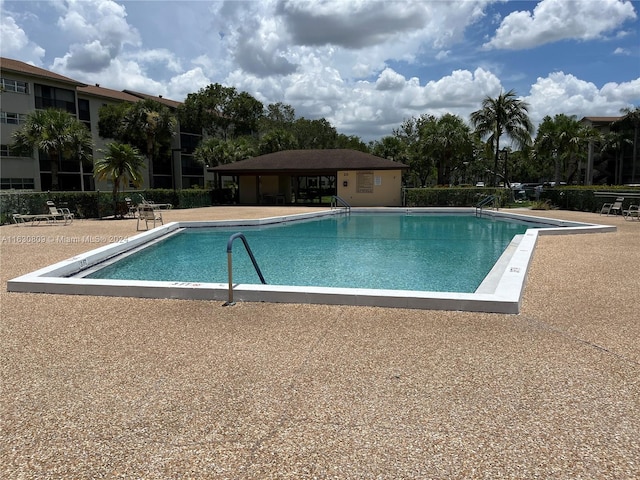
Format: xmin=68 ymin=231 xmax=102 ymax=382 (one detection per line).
xmin=238 ymin=170 xmax=403 ymax=205
xmin=239 ymin=176 xmax=258 ymax=203
xmin=336 ymin=170 xmax=403 ymax=206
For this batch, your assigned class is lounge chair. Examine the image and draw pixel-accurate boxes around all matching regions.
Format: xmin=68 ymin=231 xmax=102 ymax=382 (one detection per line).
xmin=600 ymin=197 xmax=624 ymax=216
xmin=623 ymin=204 xmax=639 ymax=221
xmin=46 ymin=201 xmax=74 ymax=224
xmin=136 ymin=204 xmax=164 ymax=230
xmin=12 ymin=212 xmax=54 ymax=226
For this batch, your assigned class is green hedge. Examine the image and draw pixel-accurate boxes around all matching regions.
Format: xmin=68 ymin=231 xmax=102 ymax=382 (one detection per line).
xmin=540 ymin=186 xmax=640 ymax=212
xmin=404 ymin=187 xmax=510 ymax=207
xmin=404 ymin=186 xmax=640 ymax=212
xmin=0 ymin=189 xmax=213 ymax=224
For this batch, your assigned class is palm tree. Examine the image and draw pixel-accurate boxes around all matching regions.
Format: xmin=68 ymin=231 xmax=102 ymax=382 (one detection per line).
xmin=618 ymin=106 xmax=639 ymax=183
xmin=535 ymin=114 xmax=600 ymax=184
xmin=600 ymin=131 xmax=632 ymax=184
xmin=121 ymin=99 xmax=176 ymax=188
xmin=11 ymin=108 xmax=93 ymax=190
xmin=94 ymin=142 xmax=145 ymax=218
xmin=420 ymin=113 xmax=472 ymax=185
xmin=470 ymin=89 xmax=534 ymax=186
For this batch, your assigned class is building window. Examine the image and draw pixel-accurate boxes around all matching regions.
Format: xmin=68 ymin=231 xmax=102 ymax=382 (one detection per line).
xmin=1 ymin=78 xmax=29 ymax=94
xmin=34 ymin=84 xmax=76 ymax=114
xmin=180 ymin=132 xmax=202 ymax=154
xmin=0 ymin=178 xmax=35 ymax=190
xmin=0 ymin=112 xmax=28 ymax=124
xmin=78 ymin=98 xmax=91 ymax=129
xmin=0 ymin=144 xmax=23 ymax=157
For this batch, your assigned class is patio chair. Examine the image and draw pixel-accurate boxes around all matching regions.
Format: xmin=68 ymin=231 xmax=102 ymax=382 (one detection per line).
xmin=125 ymin=197 xmax=137 ymax=218
xmin=600 ymin=197 xmax=624 ymax=216
xmin=623 ymin=204 xmax=639 ymax=221
xmin=139 ymin=195 xmax=172 ymax=210
xmin=136 ymin=204 xmax=164 ymax=230
xmin=46 ymin=201 xmax=74 ymax=224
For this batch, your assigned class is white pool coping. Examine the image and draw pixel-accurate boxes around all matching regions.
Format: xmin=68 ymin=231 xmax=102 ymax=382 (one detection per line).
xmin=7 ymin=208 xmax=616 ymax=314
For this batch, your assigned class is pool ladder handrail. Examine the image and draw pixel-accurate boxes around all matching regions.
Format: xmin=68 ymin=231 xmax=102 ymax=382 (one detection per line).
xmin=331 ymin=195 xmax=351 ymax=212
xmin=475 ymin=195 xmax=498 ymax=217
xmin=224 ymin=232 xmax=266 ymax=306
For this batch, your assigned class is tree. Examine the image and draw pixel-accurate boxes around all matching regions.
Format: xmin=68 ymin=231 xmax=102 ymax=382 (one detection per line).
xmin=11 ymin=108 xmax=93 ymax=190
xmin=94 ymin=142 xmax=145 ymax=217
xmin=262 ymin=102 xmax=296 ymax=129
xmin=616 ymin=106 xmax=640 ymax=183
xmin=194 ymin=137 xmax=227 ymax=168
xmin=535 ymin=114 xmax=598 ymax=184
xmin=600 ymin=130 xmax=631 ymax=184
xmin=470 ymin=89 xmax=533 ymax=186
xmin=258 ymin=129 xmax=298 ymax=155
xmin=393 ymin=115 xmax=434 ymax=187
xmin=194 ymin=136 xmax=256 ymax=167
xmin=420 ymin=113 xmax=472 ymax=185
xmin=335 ymin=134 xmax=368 ymax=151
xmin=98 ymin=99 xmax=176 ymax=189
xmin=370 ymin=135 xmax=407 ymax=163
xmin=122 ymin=100 xmax=176 ymax=188
xmin=178 ymin=83 xmax=263 ymax=139
xmin=292 ymin=118 xmax=338 ymax=149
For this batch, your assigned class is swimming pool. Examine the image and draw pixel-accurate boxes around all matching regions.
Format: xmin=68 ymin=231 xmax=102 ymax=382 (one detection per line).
xmin=84 ymin=213 xmax=546 ymax=293
xmin=7 ymin=208 xmax=615 ymax=313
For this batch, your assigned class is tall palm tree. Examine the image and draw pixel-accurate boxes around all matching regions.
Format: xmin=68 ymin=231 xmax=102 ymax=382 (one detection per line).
xmin=536 ymin=114 xmax=600 ymax=184
xmin=11 ymin=108 xmax=93 ymax=190
xmin=470 ymin=89 xmax=534 ymax=186
xmin=122 ymin=99 xmax=176 ymax=188
xmin=600 ymin=131 xmax=632 ymax=184
xmin=618 ymin=106 xmax=639 ymax=183
xmin=94 ymin=142 xmax=145 ymax=218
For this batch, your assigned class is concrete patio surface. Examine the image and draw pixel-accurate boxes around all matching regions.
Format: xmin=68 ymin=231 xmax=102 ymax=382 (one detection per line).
xmin=1 ymin=206 xmax=638 ymax=479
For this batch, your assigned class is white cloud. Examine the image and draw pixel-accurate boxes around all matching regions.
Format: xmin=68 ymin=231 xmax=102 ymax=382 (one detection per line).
xmin=3 ymin=0 xmax=638 ymax=142
xmin=485 ymin=0 xmax=637 ymax=50
xmin=524 ymin=71 xmax=640 ymax=127
xmin=0 ymin=9 xmax=45 ymax=63
xmin=166 ymin=68 xmax=212 ymax=102
xmin=376 ymin=68 xmax=407 ymax=91
xmin=613 ymin=47 xmax=631 ymax=55
xmin=133 ymin=49 xmax=183 ymax=73
xmin=53 ymin=0 xmax=141 ymax=72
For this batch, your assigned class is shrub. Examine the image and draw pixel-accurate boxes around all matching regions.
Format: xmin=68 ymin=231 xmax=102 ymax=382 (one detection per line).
xmin=404 ymin=187 xmax=510 ymax=207
xmin=540 ymin=186 xmax=640 ymax=212
xmin=0 ymin=188 xmax=214 ymax=223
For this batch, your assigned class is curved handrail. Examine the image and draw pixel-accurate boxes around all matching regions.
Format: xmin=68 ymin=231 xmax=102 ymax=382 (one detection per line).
xmin=475 ymin=195 xmax=498 ymax=216
xmin=331 ymin=195 xmax=351 ymax=212
xmin=225 ymin=232 xmax=266 ymax=305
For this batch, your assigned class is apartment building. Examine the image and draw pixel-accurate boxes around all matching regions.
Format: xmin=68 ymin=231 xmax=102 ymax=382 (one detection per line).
xmin=0 ymin=57 xmax=204 ymax=192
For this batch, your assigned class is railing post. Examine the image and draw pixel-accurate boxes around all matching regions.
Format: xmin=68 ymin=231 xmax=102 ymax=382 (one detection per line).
xmin=225 ymin=250 xmax=235 ymax=306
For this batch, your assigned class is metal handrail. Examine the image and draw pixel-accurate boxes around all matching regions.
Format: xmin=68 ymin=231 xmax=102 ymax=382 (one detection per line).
xmin=224 ymin=232 xmax=266 ymax=306
xmin=331 ymin=195 xmax=351 ymax=212
xmin=475 ymin=195 xmax=498 ymax=217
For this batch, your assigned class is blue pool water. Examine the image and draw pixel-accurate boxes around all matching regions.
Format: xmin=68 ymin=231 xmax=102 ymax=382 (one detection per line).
xmin=87 ymin=214 xmax=545 ymax=293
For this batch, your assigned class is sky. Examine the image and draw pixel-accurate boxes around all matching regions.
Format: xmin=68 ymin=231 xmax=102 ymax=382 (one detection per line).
xmin=1 ymin=0 xmax=639 ymax=142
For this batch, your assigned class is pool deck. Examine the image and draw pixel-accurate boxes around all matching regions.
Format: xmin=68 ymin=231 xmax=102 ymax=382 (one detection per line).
xmin=1 ymin=207 xmax=638 ymax=478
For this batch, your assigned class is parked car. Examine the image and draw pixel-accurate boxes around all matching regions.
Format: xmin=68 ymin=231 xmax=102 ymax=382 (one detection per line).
xmin=475 ymin=181 xmax=485 ymax=187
